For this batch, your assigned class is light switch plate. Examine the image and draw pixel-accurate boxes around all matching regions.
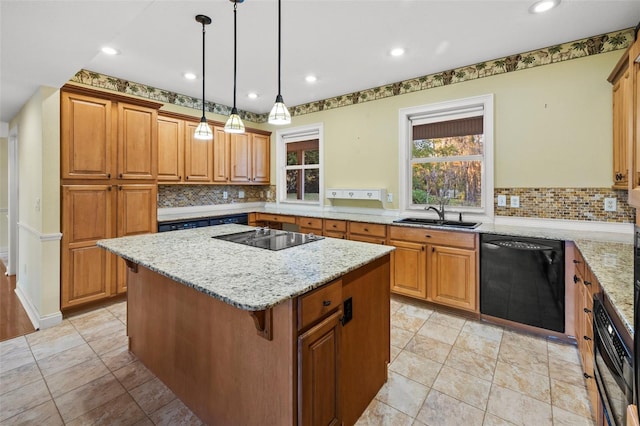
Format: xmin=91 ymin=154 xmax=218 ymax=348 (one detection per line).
xmin=238 ymin=190 xmax=245 ymax=199
xmin=497 ymin=195 xmax=506 ymax=207
xmin=387 ymin=193 xmax=393 ymax=202
xmin=604 ymin=197 xmax=617 ymax=212
xmin=223 ymin=191 xmax=228 ymax=199
xmin=510 ymin=196 xmax=520 ymax=208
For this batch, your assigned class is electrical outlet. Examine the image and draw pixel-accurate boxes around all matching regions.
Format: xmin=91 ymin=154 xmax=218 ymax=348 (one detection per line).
xmin=604 ymin=197 xmax=617 ymax=212
xmin=223 ymin=191 xmax=228 ymax=200
xmin=238 ymin=190 xmax=245 ymax=199
xmin=497 ymin=195 xmax=507 ymax=207
xmin=266 ymin=191 xmax=272 ymax=199
xmin=510 ymin=196 xmax=520 ymax=208
xmin=387 ymin=193 xmax=393 ymax=203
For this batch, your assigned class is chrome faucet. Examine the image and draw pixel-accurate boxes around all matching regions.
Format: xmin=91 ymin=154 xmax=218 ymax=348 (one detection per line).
xmin=425 ymin=206 xmax=445 ymax=221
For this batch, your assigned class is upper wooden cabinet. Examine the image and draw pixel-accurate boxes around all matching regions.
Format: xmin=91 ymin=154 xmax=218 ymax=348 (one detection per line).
xmin=157 ymin=115 xmax=184 ymax=181
xmin=61 ymin=86 xmax=161 ymax=181
xmin=630 ymin=38 xmax=640 ymax=207
xmin=158 ymin=113 xmax=271 ymax=185
xmin=609 ymin=49 xmax=632 ymax=189
xmin=184 ymin=121 xmax=213 ymax=182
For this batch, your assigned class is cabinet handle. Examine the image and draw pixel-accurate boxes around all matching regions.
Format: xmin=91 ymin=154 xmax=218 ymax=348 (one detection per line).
xmin=583 ymin=280 xmax=592 ymax=286
xmin=107 ymin=173 xmax=111 ymax=179
xmin=307 ymin=222 xmax=312 ymax=225
xmin=179 ymin=176 xmax=182 ymax=180
xmin=332 ymin=224 xmax=337 ymax=228
xmin=364 ymin=228 xmax=369 ymax=232
xmin=186 ymin=176 xmax=189 ymax=180
xmin=573 ymin=259 xmax=581 ymax=264
xmin=108 ymin=186 xmax=112 ymax=191
xmin=118 ymin=185 xmax=123 ymax=191
xmin=425 ymin=234 xmax=431 ymax=238
xmin=583 ymin=373 xmax=592 ymax=379
xmin=583 ymin=335 xmax=591 ymax=341
xmin=421 ymin=245 xmax=425 ymax=251
xmin=322 ymin=300 xmax=331 ymax=307
xmin=583 ymin=307 xmax=592 ymax=314
xmin=573 ymin=275 xmax=580 ymax=284
xmin=118 ymin=173 xmax=123 ymax=179
xmin=432 ymin=247 xmax=435 ymax=252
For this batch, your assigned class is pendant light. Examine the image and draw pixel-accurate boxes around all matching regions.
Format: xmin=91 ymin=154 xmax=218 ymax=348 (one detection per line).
xmin=268 ymin=0 xmax=291 ymax=125
xmin=224 ymin=0 xmax=245 ymax=134
xmin=194 ymin=14 xmax=213 ymax=140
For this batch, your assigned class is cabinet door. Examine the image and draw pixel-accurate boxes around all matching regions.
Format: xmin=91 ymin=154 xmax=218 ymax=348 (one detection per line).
xmin=157 ymin=115 xmax=184 ymax=182
xmin=230 ymin=132 xmax=252 ymax=183
xmin=184 ymin=122 xmax=213 ymax=182
xmin=429 ymin=245 xmax=477 ymax=312
xmin=389 ymin=240 xmax=427 ymax=299
xmin=213 ymin=126 xmax=230 ymax=183
xmin=61 ymin=91 xmax=114 ymax=180
xmin=251 ymin=133 xmax=270 ymax=184
xmin=298 ymin=309 xmax=342 ymax=426
xmin=117 ymin=103 xmax=157 ymax=180
xmin=61 ymin=185 xmax=115 ymax=309
xmin=612 ymin=69 xmax=630 ymax=188
xmin=629 ymin=41 xmax=640 ymax=207
xmin=115 ymin=184 xmax=157 ymax=293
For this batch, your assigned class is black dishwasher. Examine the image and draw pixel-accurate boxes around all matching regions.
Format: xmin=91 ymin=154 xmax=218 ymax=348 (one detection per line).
xmin=480 ymin=234 xmax=565 ymax=333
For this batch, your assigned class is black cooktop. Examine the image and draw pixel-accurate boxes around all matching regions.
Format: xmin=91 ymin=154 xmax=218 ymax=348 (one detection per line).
xmin=212 ymin=228 xmax=324 ymax=251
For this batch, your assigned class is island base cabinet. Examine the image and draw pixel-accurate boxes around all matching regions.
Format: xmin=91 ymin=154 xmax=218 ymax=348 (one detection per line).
xmin=298 ymin=309 xmax=342 ymax=426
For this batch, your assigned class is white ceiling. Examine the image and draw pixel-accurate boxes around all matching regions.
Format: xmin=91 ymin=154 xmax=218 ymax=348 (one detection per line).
xmin=1 ymin=0 xmax=639 ymax=123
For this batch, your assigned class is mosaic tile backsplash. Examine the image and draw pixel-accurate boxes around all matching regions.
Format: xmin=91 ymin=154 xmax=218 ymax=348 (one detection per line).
xmin=494 ymin=188 xmax=634 ymax=222
xmin=158 ymin=185 xmax=276 ymax=208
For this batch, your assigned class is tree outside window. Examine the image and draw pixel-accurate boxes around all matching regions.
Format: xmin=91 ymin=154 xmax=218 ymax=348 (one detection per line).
xmin=285 ymin=139 xmax=319 ymax=201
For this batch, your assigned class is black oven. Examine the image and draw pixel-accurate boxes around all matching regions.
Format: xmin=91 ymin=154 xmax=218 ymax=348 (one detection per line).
xmin=594 ymin=298 xmax=633 ymax=426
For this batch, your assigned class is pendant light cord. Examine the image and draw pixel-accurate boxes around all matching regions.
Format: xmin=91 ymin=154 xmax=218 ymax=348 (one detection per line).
xmin=201 ymin=20 xmax=206 ymax=117
xmin=233 ymin=1 xmax=238 ymax=110
xmin=277 ymin=0 xmax=281 ymax=96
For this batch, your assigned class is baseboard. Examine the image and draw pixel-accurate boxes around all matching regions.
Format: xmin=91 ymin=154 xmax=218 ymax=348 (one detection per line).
xmin=14 ymin=283 xmax=62 ymax=330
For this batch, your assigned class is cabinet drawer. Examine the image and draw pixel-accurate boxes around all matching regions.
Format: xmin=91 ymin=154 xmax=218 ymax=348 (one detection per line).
xmin=349 ymin=222 xmax=386 ymax=238
xmin=388 ymin=226 xmax=476 ymax=249
xmin=298 ymin=217 xmax=322 ymax=230
xmin=255 ymin=213 xmax=296 ymax=224
xmin=324 ymin=219 xmax=347 ymax=233
xmin=298 ymin=279 xmax=343 ymax=330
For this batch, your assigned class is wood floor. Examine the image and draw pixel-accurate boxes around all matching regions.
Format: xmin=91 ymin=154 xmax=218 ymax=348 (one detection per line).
xmin=0 ymin=261 xmax=35 ymax=341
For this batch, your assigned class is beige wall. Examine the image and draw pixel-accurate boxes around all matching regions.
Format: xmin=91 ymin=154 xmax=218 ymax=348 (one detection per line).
xmin=285 ymin=50 xmax=622 ymax=209
xmin=0 ymin=137 xmax=7 ymax=250
xmin=9 ymin=86 xmax=61 ymax=326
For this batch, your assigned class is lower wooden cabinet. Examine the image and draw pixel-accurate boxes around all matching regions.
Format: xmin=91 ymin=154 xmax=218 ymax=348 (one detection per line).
xmin=388 ymin=226 xmax=478 ymax=313
xmin=298 ymin=216 xmax=323 ymax=236
xmin=61 ymin=184 xmax=156 ymax=309
xmin=298 ymin=309 xmax=342 ymax=426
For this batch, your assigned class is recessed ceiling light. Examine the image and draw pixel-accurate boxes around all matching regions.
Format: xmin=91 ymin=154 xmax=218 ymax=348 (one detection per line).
xmin=101 ymin=46 xmax=120 ymax=55
xmin=184 ymin=72 xmax=197 ymax=80
xmin=390 ymin=47 xmax=405 ymax=57
xmin=305 ymin=75 xmax=317 ymax=83
xmin=529 ymin=0 xmax=560 ymax=14
xmin=248 ymin=92 xmax=258 ymax=99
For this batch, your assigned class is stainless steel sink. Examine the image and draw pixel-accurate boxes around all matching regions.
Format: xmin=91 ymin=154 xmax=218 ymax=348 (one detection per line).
xmin=393 ymin=217 xmax=480 ymax=229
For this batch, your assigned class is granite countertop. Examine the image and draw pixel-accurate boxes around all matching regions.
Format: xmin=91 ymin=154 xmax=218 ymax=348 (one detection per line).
xmin=97 ymin=224 xmax=394 ymax=311
xmin=156 ymin=206 xmax=635 ymax=333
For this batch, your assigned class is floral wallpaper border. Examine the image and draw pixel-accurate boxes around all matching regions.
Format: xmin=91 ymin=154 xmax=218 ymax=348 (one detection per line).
xmin=70 ymin=28 xmax=633 ymax=123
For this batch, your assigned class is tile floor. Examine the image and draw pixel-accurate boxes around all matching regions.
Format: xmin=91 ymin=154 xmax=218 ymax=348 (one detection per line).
xmin=0 ymin=296 xmax=594 ymax=425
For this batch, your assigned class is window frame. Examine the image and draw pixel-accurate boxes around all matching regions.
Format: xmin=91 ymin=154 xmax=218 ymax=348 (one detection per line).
xmin=398 ymin=94 xmax=494 ymax=221
xmin=276 ymin=123 xmax=324 ymax=207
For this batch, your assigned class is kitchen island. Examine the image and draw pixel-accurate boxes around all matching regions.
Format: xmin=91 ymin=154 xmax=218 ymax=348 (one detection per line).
xmin=98 ymin=224 xmax=394 ymax=426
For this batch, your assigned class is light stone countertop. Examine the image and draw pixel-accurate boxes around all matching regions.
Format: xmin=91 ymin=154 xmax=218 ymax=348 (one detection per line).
xmin=97 ymin=224 xmax=394 ymax=311
xmin=157 ymin=206 xmax=635 ymax=333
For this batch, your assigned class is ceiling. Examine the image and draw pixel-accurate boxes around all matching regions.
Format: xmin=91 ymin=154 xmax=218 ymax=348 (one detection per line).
xmin=2 ymin=1 xmax=639 ymax=123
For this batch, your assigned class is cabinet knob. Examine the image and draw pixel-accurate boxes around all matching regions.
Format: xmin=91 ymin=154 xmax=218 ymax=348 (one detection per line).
xmin=583 ymin=372 xmax=592 ymax=379
xmin=572 ymin=259 xmax=580 ymax=264
xmin=179 ymin=176 xmax=182 ymax=179
xmin=186 ymin=176 xmax=189 ymax=180
xmin=583 ymin=280 xmax=592 ymax=286
xmin=425 ymin=234 xmax=431 ymax=238
xmin=583 ymin=335 xmax=591 ymax=341
xmin=107 ymin=186 xmax=112 ymax=191
xmin=107 ymin=173 xmax=111 ymax=179
xmin=118 ymin=173 xmax=123 ymax=179
xmin=118 ymin=185 xmax=123 ymax=191
xmin=583 ymin=307 xmax=592 ymax=314
xmin=364 ymin=228 xmax=369 ymax=232
xmin=573 ymin=275 xmax=580 ymax=284
xmin=322 ymin=300 xmax=331 ymax=307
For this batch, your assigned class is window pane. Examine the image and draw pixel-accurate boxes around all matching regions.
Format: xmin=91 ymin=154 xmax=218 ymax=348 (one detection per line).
xmin=412 ymin=161 xmax=482 ymax=208
xmin=286 ymin=139 xmax=319 ymax=165
xmin=304 ymin=148 xmax=319 ymax=165
xmin=412 ymin=135 xmax=483 ymax=159
xmin=286 ymin=169 xmax=301 ymax=200
xmin=304 ymin=169 xmax=320 ymax=201
xmin=287 ymin=152 xmax=298 ymax=166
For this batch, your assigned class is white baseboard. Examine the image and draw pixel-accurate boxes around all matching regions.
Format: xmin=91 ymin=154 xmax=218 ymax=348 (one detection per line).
xmin=14 ymin=283 xmax=62 ymax=330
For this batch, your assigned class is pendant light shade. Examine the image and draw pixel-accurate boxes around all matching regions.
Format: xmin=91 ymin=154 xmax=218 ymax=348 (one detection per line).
xmin=194 ymin=14 xmax=213 ymax=140
xmin=224 ymin=0 xmax=245 ymax=134
xmin=268 ymin=0 xmax=290 ymax=125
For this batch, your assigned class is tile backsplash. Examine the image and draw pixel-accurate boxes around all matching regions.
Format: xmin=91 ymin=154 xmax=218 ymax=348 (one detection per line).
xmin=494 ymin=188 xmax=634 ymax=222
xmin=158 ymin=185 xmax=275 ymax=208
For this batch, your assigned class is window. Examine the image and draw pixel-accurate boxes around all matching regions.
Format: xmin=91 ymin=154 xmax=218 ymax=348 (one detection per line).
xmin=276 ymin=124 xmax=323 ymax=206
xmin=399 ymin=95 xmax=494 ymax=219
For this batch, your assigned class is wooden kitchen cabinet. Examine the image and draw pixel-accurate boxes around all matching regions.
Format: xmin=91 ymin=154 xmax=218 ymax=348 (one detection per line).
xmin=348 ymin=222 xmax=386 ymax=244
xmin=254 ymin=213 xmax=296 ymax=230
xmin=298 ymin=216 xmax=323 ymax=235
xmin=609 ymin=50 xmax=631 ymax=189
xmin=230 ymin=132 xmax=270 ymax=184
xmin=213 ymin=126 xmax=231 ymax=183
xmin=627 ymin=37 xmax=640 ymax=207
xmin=157 ymin=115 xmax=184 ymax=182
xmin=388 ymin=226 xmax=478 ymax=313
xmin=61 ymin=184 xmax=157 ymax=308
xmin=184 ymin=121 xmax=213 ymax=182
xmin=61 ymin=86 xmax=160 ymax=181
xmin=324 ymin=219 xmax=347 ymax=239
